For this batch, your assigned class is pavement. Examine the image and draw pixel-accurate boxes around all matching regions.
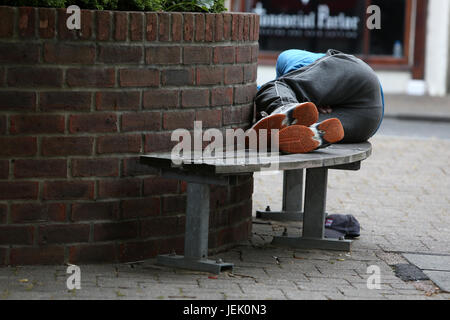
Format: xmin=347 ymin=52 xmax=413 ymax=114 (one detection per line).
xmin=0 ymin=94 xmax=450 ymax=300
xmin=383 ymin=94 xmax=450 ymax=122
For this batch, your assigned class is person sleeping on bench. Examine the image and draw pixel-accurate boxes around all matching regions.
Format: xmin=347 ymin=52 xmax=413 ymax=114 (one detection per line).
xmin=250 ymin=49 xmax=385 ymax=154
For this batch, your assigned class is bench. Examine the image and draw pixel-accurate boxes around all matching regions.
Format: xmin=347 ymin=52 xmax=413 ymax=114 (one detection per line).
xmin=140 ymin=142 xmax=372 ymax=274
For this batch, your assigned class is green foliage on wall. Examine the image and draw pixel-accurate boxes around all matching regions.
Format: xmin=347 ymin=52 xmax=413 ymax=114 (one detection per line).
xmin=0 ymin=0 xmax=227 ymax=12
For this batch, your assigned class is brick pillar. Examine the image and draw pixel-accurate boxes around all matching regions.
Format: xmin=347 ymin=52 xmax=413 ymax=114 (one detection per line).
xmin=0 ymin=6 xmax=259 ymax=265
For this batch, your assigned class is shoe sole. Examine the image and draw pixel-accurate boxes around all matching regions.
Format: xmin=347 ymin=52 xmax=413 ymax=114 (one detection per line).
xmin=278 ymin=118 xmax=344 ymax=154
xmin=248 ymin=114 xmax=287 ymax=149
xmin=290 ymin=102 xmax=319 ymax=127
xmin=249 ymin=102 xmax=319 ymax=138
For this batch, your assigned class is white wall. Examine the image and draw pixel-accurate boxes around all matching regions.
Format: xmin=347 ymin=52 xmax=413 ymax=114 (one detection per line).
xmin=425 ymin=0 xmax=450 ymax=96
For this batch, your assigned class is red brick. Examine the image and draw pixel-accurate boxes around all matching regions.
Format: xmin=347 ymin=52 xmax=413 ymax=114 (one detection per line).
xmin=249 ymin=15 xmax=254 ymax=41
xmin=183 ymin=13 xmax=194 ymax=41
xmin=94 ymin=221 xmax=139 ymax=241
xmin=213 ymin=46 xmax=235 ymax=64
xmin=11 ymin=203 xmax=66 ymax=223
xmin=0 ymin=137 xmax=37 ymax=157
xmin=10 ymin=246 xmax=64 ymax=265
xmin=96 ymin=134 xmax=141 ymax=154
xmin=0 ymin=43 xmax=39 ymax=64
xmin=39 ymin=224 xmax=90 ymax=244
xmin=159 ymin=12 xmax=170 ymax=41
xmin=146 ymin=12 xmax=158 ymax=41
xmin=40 ymin=91 xmax=91 ymax=111
xmin=212 ymin=87 xmax=233 ymax=106
xmin=96 ymin=91 xmax=140 ymax=111
xmin=39 ymin=8 xmax=56 ymax=38
xmin=236 ymin=46 xmax=252 ymax=63
xmin=157 ymin=235 xmax=184 ymax=255
xmin=57 ymin=8 xmax=77 ymax=40
xmin=79 ymin=9 xmax=93 ymax=40
xmin=0 ymin=160 xmax=8 ymax=179
xmin=8 ymin=67 xmax=63 ymax=87
xmin=0 ymin=91 xmax=36 ymax=111
xmin=14 ymin=159 xmax=67 ymax=178
xmin=114 ymin=11 xmax=128 ymax=41
xmin=183 ymin=47 xmax=211 ymax=64
xmin=41 ymin=137 xmax=93 ymax=156
xmin=224 ymin=65 xmax=244 ymax=84
xmin=254 ymin=15 xmax=260 ymax=41
xmin=163 ymin=111 xmax=195 ymax=130
xmin=215 ymin=14 xmax=224 ymax=41
xmin=143 ymin=89 xmax=179 ymax=109
xmin=44 ymin=43 xmax=95 ymax=64
xmin=141 ymin=216 xmax=184 ymax=238
xmin=143 ymin=177 xmax=178 ymax=196
xmin=10 ymin=114 xmax=64 ymax=134
xmin=119 ymin=68 xmax=159 ymax=87
xmin=0 ymin=225 xmax=33 ymax=245
xmin=122 ymin=112 xmax=161 ymax=132
xmin=231 ymin=14 xmax=239 ymax=41
xmin=196 ymin=109 xmax=222 ymax=128
xmin=0 ymin=6 xmax=15 ymax=38
xmin=243 ymin=15 xmax=250 ymax=41
xmin=238 ymin=15 xmax=245 ymax=41
xmin=0 ymin=248 xmax=6 ymax=265
xmin=71 ymin=201 xmax=120 ymax=221
xmin=123 ymin=157 xmax=159 ymax=176
xmin=0 ymin=204 xmax=6 ymax=224
xmin=251 ymin=44 xmax=259 ymax=62
xmin=118 ymin=240 xmax=158 ymax=262
xmin=171 ymin=12 xmax=182 ymax=41
xmin=196 ymin=66 xmax=223 ymax=85
xmin=244 ymin=64 xmax=257 ymax=82
xmin=0 ymin=181 xmax=38 ymax=200
xmin=69 ymin=113 xmax=117 ymax=133
xmin=67 ymin=68 xmax=115 ymax=88
xmin=205 ymin=14 xmax=215 ymax=42
xmin=210 ymin=185 xmax=229 ymax=211
xmin=43 ymin=181 xmax=94 ymax=200
xmin=98 ymin=45 xmax=143 ymax=64
xmin=195 ymin=13 xmax=205 ymax=41
xmin=181 ymin=89 xmax=210 ymax=108
xmin=234 ymin=84 xmax=257 ymax=104
xmin=162 ymin=68 xmax=194 ymax=86
xmin=121 ymin=197 xmax=160 ymax=219
xmin=72 ymin=158 xmax=119 ymax=177
xmin=69 ymin=244 xmax=116 ymax=263
xmin=223 ymin=13 xmax=232 ymax=40
xmin=97 ymin=11 xmax=111 ymax=41
xmin=205 ymin=13 xmax=216 ymax=42
xmin=0 ymin=115 xmax=6 ymax=135
xmin=18 ymin=7 xmax=36 ymax=38
xmin=144 ymin=132 xmax=174 ymax=153
xmin=162 ymin=195 xmax=186 ymax=214
xmin=146 ymin=46 xmax=181 ymax=64
xmin=130 ymin=12 xmax=144 ymax=41
xmin=223 ymin=106 xmax=242 ymax=125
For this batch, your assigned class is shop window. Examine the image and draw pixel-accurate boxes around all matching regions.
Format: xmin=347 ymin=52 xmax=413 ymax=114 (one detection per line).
xmin=234 ymin=0 xmax=413 ymax=68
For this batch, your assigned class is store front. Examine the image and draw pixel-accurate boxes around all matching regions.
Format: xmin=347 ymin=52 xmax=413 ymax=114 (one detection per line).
xmin=231 ymin=0 xmax=444 ymax=95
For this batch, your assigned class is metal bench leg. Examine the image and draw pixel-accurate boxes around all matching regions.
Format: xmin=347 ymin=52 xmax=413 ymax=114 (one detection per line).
xmin=256 ymin=169 xmax=304 ymax=221
xmin=157 ymin=182 xmax=234 ymax=274
xmin=272 ymin=167 xmax=352 ymax=251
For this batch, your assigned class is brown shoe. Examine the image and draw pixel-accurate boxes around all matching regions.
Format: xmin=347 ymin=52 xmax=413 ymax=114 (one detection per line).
xmin=247 ymin=102 xmax=319 ymax=149
xmin=277 ymin=118 xmax=344 ymax=154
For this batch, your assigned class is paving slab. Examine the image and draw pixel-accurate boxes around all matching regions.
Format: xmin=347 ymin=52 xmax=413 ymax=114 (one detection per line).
xmin=402 ymin=254 xmax=450 ymax=271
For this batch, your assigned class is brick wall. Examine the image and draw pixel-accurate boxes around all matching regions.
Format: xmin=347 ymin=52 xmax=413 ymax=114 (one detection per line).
xmin=0 ymin=6 xmax=259 ymax=265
